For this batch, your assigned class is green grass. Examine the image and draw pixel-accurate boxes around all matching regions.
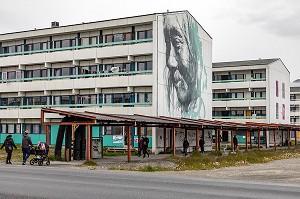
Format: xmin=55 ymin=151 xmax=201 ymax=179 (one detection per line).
xmin=109 ymin=148 xmax=300 ymax=172
xmin=81 ymin=160 xmax=97 ymax=166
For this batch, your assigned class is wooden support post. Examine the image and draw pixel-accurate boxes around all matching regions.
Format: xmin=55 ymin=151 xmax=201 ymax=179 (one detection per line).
xmin=86 ymin=124 xmax=91 ymax=161
xmin=274 ymin=130 xmax=276 ymax=151
xmin=163 ymin=128 xmax=166 ymax=154
xmin=257 ymin=131 xmax=261 ymax=151
xmin=250 ymin=131 xmax=252 ymax=149
xmin=172 ymin=127 xmax=176 ymax=156
xmin=288 ymin=129 xmax=291 ymax=149
xmin=246 ymin=130 xmax=248 ymax=152
xmin=46 ymin=125 xmax=50 ymax=146
xmin=282 ymin=130 xmax=284 ymax=146
xmin=231 ymin=131 xmax=234 ymax=152
xmin=215 ymin=129 xmax=218 ymax=151
xmin=195 ymin=128 xmax=199 ymax=152
xmin=138 ymin=126 xmax=141 ymax=155
xmin=295 ymin=130 xmax=297 ymax=146
xmin=218 ymin=130 xmax=221 ymax=151
xmin=127 ymin=126 xmax=131 ymax=162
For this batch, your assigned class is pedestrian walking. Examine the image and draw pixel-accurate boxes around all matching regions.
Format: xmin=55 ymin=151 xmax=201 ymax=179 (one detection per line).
xmin=1 ymin=135 xmax=17 ymax=164
xmin=233 ymin=135 xmax=238 ymax=151
xmin=22 ymin=130 xmax=33 ymax=165
xmin=199 ymin=137 xmax=205 ymax=153
xmin=142 ymin=136 xmax=150 ymax=158
xmin=183 ymin=138 xmax=189 ymax=156
xmin=138 ymin=137 xmax=144 ymax=157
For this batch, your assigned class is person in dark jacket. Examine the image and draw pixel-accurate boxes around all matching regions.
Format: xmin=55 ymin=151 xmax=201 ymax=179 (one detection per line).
xmin=233 ymin=135 xmax=238 ymax=151
xmin=1 ymin=135 xmax=17 ymax=164
xmin=22 ymin=130 xmax=33 ymax=165
xmin=138 ymin=137 xmax=144 ymax=157
xmin=183 ymin=138 xmax=189 ymax=156
xmin=199 ymin=137 xmax=205 ymax=153
xmin=142 ymin=136 xmax=150 ymax=158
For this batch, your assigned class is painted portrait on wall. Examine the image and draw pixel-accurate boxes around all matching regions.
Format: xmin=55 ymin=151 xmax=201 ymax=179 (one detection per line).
xmin=161 ymin=12 xmax=208 ymax=118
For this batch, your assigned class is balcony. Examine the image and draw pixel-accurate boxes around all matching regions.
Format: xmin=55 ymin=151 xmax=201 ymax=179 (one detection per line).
xmin=0 ymin=38 xmax=153 ymax=58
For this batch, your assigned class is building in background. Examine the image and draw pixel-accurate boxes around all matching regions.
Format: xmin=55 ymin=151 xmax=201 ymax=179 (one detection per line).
xmin=290 ymin=79 xmax=300 ymax=139
xmin=0 ymin=11 xmax=212 ymax=153
xmin=212 ymin=58 xmax=290 ymax=145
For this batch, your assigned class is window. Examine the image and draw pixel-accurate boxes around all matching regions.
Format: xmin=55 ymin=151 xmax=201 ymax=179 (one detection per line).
xmin=77 ymin=95 xmax=97 ymax=104
xmin=25 ymin=44 xmax=32 ymax=51
xmin=137 ymin=93 xmax=152 ymax=103
xmin=7 ymin=71 xmax=16 ymax=80
xmin=105 ymin=35 xmax=113 ymax=43
xmin=81 ymin=37 xmax=89 ymax=46
xmin=54 ymin=40 xmax=61 ymax=48
xmin=3 ymin=46 xmax=9 ymax=53
xmin=113 ymin=94 xmax=122 ymax=103
xmin=276 ymin=103 xmax=279 ymax=119
xmin=89 ymin=36 xmax=97 ymax=45
xmin=33 ymin=96 xmax=47 ymax=105
xmin=113 ymin=33 xmax=124 ymax=42
xmin=0 ymin=98 xmax=8 ymax=106
xmin=137 ymin=61 xmax=152 ymax=71
xmin=253 ymin=73 xmax=266 ymax=79
xmin=7 ymin=124 xmax=14 ymax=134
xmin=32 ymin=43 xmax=41 ymax=51
xmin=231 ymin=74 xmax=244 ymax=80
xmin=254 ymin=110 xmax=266 ymax=116
xmin=32 ymin=124 xmax=40 ymax=134
xmin=282 ymin=83 xmax=285 ymax=98
xmin=124 ymin=32 xmax=132 ymax=41
xmin=137 ymin=30 xmax=153 ymax=39
xmin=276 ymin=80 xmax=279 ymax=97
xmin=61 ymin=40 xmax=71 ymax=48
xmin=60 ymin=96 xmax=75 ymax=105
xmin=104 ymin=126 xmax=123 ymax=135
xmin=231 ymin=110 xmax=244 ymax=116
xmin=1 ymin=124 xmax=7 ymax=134
xmin=16 ymin=45 xmax=23 ymax=52
xmin=105 ymin=94 xmax=112 ymax=103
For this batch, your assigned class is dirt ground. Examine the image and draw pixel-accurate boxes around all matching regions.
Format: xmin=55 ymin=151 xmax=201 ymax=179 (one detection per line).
xmin=163 ymin=158 xmax=300 ymax=184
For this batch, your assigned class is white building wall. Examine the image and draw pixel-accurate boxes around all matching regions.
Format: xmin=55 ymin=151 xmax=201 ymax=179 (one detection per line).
xmin=268 ymin=60 xmax=290 ymax=124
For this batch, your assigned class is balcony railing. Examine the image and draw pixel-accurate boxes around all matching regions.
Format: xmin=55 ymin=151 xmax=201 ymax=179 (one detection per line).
xmin=0 ymin=70 xmax=152 ymax=84
xmin=0 ymin=38 xmax=153 ymax=57
xmin=212 ymin=116 xmax=266 ymax=119
xmin=0 ymin=102 xmax=152 ymax=109
xmin=213 ymin=97 xmax=266 ymax=101
xmin=212 ymin=77 xmax=266 ymax=83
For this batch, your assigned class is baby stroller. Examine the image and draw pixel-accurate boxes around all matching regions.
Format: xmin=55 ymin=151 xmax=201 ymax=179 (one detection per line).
xmin=29 ymin=142 xmax=50 ymax=166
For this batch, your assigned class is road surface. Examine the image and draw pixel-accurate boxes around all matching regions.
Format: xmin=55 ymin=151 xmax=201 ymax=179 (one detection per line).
xmin=0 ymin=165 xmax=300 ymax=199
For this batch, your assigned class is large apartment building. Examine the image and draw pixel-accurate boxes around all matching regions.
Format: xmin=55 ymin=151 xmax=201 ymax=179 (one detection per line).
xmin=0 ymin=11 xmax=212 ymax=153
xmin=290 ymin=80 xmax=300 ymax=125
xmin=212 ymin=59 xmax=290 ymax=144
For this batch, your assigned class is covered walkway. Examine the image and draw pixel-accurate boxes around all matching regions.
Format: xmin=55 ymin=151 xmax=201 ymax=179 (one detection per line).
xmin=40 ymin=108 xmax=300 ymax=162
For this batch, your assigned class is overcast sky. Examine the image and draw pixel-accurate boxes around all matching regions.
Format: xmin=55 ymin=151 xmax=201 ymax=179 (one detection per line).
xmin=1 ymin=0 xmax=299 ymax=81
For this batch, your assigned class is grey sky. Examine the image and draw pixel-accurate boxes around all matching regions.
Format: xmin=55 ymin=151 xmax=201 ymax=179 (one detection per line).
xmin=1 ymin=0 xmax=299 ymax=81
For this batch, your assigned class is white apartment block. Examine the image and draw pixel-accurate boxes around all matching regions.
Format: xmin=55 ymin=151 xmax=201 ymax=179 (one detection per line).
xmin=212 ymin=59 xmax=290 ymax=144
xmin=0 ymin=11 xmax=212 ymax=153
xmin=290 ymin=80 xmax=300 ymax=125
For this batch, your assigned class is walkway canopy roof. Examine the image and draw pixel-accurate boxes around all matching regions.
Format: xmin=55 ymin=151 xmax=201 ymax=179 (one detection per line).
xmin=40 ymin=108 xmax=300 ymax=131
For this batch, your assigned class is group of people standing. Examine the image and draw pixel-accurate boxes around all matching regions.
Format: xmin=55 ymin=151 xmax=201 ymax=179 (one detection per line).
xmin=0 ymin=130 xmax=47 ymax=165
xmin=138 ymin=136 xmax=150 ymax=158
xmin=183 ymin=137 xmax=205 ymax=156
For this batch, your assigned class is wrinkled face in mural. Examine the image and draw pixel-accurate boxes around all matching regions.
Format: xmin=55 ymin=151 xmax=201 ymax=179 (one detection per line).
xmin=163 ymin=13 xmax=201 ymax=115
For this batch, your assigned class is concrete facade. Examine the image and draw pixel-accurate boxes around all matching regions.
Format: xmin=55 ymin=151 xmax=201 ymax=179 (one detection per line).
xmin=0 ymin=11 xmax=212 ymax=153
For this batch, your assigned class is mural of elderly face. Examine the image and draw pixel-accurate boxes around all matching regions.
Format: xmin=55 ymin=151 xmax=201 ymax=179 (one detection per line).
xmin=163 ymin=13 xmax=206 ymax=117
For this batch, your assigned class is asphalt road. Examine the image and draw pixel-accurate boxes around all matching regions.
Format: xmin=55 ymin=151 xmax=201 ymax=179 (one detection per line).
xmin=0 ymin=165 xmax=300 ymax=199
